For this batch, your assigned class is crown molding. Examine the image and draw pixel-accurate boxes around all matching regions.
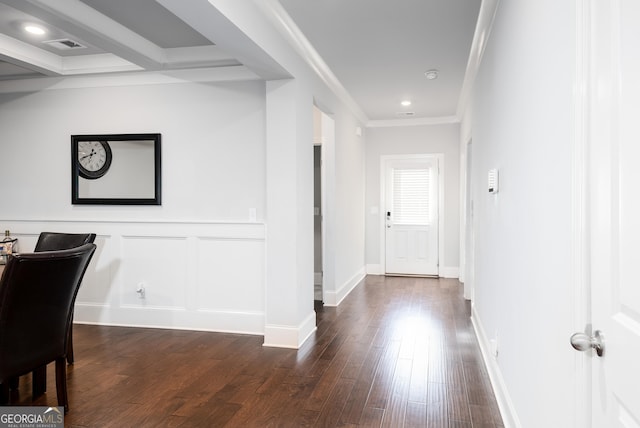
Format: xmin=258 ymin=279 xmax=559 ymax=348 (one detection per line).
xmin=367 ymin=115 xmax=460 ymax=128
xmin=456 ymin=0 xmax=501 ymax=118
xmin=257 ymin=0 xmax=368 ymax=124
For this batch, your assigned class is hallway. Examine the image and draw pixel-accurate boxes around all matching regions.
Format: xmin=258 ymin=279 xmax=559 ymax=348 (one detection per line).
xmin=11 ymin=276 xmax=503 ymax=427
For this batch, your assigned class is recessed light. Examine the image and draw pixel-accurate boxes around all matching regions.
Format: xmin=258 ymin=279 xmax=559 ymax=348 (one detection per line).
xmin=401 ymin=100 xmax=412 ymax=107
xmin=24 ymin=25 xmax=46 ymax=36
xmin=424 ymin=69 xmax=439 ymax=80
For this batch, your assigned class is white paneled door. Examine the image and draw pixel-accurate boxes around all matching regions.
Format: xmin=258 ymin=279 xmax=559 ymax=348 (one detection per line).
xmin=384 ymin=156 xmax=439 ymax=276
xmin=586 ymin=0 xmax=640 ymax=426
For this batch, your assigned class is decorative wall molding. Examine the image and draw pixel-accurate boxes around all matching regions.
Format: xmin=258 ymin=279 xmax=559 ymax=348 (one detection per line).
xmin=366 ymin=264 xmax=458 ymax=278
xmin=4 ymin=219 xmax=266 ymax=335
xmin=471 ymin=305 xmax=521 ymax=428
xmin=439 ymin=266 xmax=460 ymax=279
xmin=257 ymin=0 xmax=368 ymax=124
xmin=367 ymin=115 xmax=460 ymax=128
xmin=366 ymin=264 xmax=383 ymax=275
xmin=3 ymin=219 xmax=265 ymax=240
xmin=75 ymin=308 xmax=265 ymax=336
xmin=455 ymin=0 xmax=501 ymax=118
xmin=324 ymin=267 xmax=365 ymax=307
xmin=263 ymin=310 xmax=317 ymax=349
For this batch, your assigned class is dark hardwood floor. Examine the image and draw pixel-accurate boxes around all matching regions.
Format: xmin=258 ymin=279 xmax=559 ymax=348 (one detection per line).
xmin=8 ymin=276 xmax=503 ymax=427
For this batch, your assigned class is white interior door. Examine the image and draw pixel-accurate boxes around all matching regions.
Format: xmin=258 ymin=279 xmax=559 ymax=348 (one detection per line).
xmin=384 ymin=157 xmax=438 ymax=276
xmin=586 ymin=1 xmax=640 ymax=426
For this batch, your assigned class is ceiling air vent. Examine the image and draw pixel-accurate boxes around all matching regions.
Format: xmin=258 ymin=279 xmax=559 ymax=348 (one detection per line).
xmin=396 ymin=111 xmax=415 ymax=117
xmin=42 ymin=39 xmax=86 ymax=50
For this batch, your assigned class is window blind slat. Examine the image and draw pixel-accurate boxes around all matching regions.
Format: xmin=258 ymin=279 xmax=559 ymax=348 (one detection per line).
xmin=392 ymin=168 xmax=431 ymax=225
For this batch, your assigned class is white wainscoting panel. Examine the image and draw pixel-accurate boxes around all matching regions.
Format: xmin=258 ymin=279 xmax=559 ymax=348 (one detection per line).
xmin=196 ymin=238 xmax=264 ymax=314
xmin=120 ymin=235 xmax=189 ymax=309
xmin=76 ymin=234 xmax=114 ymax=307
xmin=263 ymin=310 xmax=317 ymax=349
xmin=2 ymin=220 xmax=265 ymax=334
xmin=324 ymin=267 xmax=366 ymax=307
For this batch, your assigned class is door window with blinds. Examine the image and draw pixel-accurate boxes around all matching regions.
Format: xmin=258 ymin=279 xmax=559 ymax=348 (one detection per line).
xmin=392 ymin=167 xmax=433 ymax=225
xmin=383 ymin=155 xmax=440 ymax=276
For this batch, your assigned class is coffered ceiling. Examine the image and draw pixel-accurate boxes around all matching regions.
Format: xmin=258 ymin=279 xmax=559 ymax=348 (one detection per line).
xmin=0 ymin=0 xmax=239 ymax=79
xmin=0 ymin=0 xmax=483 ymax=123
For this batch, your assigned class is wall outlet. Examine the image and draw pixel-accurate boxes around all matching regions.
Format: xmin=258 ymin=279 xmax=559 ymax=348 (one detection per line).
xmin=249 ymin=208 xmax=257 ymax=222
xmin=136 ymin=283 xmax=146 ymax=299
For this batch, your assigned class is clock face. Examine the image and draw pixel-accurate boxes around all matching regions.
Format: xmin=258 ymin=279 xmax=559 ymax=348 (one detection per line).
xmin=77 ymin=140 xmax=112 ymax=179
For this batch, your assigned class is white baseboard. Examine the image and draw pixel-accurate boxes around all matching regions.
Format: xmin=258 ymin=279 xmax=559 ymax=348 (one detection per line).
xmin=263 ymin=310 xmax=317 ymax=349
xmin=366 ymin=264 xmax=383 ymax=275
xmin=439 ymin=266 xmax=459 ymax=278
xmin=74 ymin=304 xmax=265 ymax=335
xmin=324 ymin=267 xmax=366 ymax=307
xmin=366 ymin=264 xmax=458 ymax=278
xmin=471 ymin=305 xmax=521 ymax=428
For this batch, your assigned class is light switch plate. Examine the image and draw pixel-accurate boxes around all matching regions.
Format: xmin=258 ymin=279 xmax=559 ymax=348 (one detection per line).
xmin=488 ymin=169 xmax=499 ymax=193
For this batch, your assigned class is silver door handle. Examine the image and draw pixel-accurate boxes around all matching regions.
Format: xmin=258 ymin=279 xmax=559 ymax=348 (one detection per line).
xmin=570 ymin=330 xmax=604 ymax=357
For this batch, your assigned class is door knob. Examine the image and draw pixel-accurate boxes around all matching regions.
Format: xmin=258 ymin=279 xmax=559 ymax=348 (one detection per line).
xmin=570 ymin=330 xmax=604 ymax=357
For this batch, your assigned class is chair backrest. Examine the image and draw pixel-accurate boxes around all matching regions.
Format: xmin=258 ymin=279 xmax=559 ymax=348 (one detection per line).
xmin=35 ymin=232 xmax=96 ymax=252
xmin=0 ymin=244 xmax=96 ymax=378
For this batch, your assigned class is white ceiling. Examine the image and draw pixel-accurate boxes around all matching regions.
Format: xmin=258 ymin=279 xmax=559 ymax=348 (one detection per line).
xmin=278 ymin=0 xmax=481 ymax=121
xmin=0 ymin=0 xmax=482 ymax=123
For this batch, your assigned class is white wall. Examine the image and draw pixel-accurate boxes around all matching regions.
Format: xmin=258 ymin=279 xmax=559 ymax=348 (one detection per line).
xmin=264 ymin=78 xmax=316 ymax=347
xmin=331 ymin=111 xmax=366 ymax=302
xmin=469 ymin=0 xmax=577 ymax=425
xmin=0 ymin=78 xmax=268 ymax=334
xmin=1 ymin=80 xmax=265 ymax=222
xmin=210 ymin=2 xmax=367 ymax=315
xmin=365 ymin=124 xmax=460 ymax=277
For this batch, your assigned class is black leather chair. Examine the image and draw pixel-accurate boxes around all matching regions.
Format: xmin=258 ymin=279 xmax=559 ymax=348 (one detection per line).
xmin=34 ymin=232 xmax=96 ymax=364
xmin=0 ymin=244 xmax=96 ymax=412
xmin=35 ymin=232 xmax=97 ymax=254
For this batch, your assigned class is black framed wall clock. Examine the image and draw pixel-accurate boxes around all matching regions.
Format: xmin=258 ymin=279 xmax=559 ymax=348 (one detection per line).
xmin=76 ymin=140 xmax=113 ymax=179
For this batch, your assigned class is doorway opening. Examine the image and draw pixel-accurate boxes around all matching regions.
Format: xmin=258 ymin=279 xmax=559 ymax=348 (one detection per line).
xmin=313 ymin=144 xmax=323 ymax=301
xmin=313 ymin=105 xmax=328 ymax=304
xmin=464 ymin=139 xmax=474 ymax=300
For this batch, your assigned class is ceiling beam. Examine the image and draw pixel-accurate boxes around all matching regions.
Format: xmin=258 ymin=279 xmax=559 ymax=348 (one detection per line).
xmin=2 ymin=0 xmax=167 ymax=70
xmin=2 ymin=0 xmax=242 ymax=74
xmin=0 ymin=65 xmax=261 ymax=94
xmin=0 ymin=32 xmax=61 ymax=76
xmin=158 ymin=0 xmax=290 ymax=80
